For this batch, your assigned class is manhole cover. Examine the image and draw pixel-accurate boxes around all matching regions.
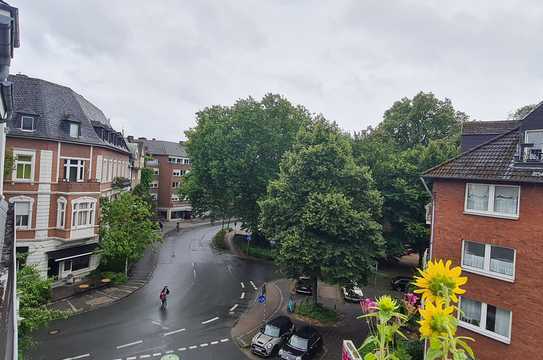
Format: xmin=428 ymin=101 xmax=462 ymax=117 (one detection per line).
xmin=160 ymin=355 xmax=179 ymax=360
xmin=49 ymin=329 xmax=60 ymax=335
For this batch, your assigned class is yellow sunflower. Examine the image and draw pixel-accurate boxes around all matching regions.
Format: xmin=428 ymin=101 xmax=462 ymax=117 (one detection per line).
xmin=418 ymin=298 xmax=455 ymax=338
xmin=413 ymin=259 xmax=467 ymax=303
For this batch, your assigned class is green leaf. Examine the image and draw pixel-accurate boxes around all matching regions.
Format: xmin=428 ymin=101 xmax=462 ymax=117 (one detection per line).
xmin=456 ymin=339 xmax=475 ymax=359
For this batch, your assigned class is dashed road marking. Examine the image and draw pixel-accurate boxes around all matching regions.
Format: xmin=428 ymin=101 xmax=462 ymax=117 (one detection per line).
xmin=200 ymin=343 xmax=209 ymax=348
xmin=240 ymin=292 xmax=245 ymax=299
xmin=250 ymin=281 xmax=257 ymax=290
xmin=140 ymin=355 xmax=150 ymax=359
xmin=189 ymin=345 xmax=198 ymax=350
xmin=116 ymin=340 xmax=143 ymax=349
xmin=229 ymin=304 xmax=239 ymax=312
xmin=211 ymin=341 xmax=219 ymax=345
xmin=220 ymin=338 xmax=230 ymax=343
xmin=127 ymin=357 xmax=136 ymax=360
xmin=240 ymin=281 xmax=245 ymax=289
xmin=165 ymin=350 xmax=173 ymax=354
xmin=201 ymin=316 xmax=219 ymax=325
xmin=163 ymin=328 xmax=186 ymax=336
xmin=63 ymin=354 xmax=90 ymax=360
xmin=152 ymin=353 xmax=161 ymax=357
xmin=178 ymin=348 xmax=186 ymax=352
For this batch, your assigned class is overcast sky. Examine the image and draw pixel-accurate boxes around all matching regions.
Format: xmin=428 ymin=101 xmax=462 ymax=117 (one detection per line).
xmin=9 ymin=0 xmax=543 ymax=141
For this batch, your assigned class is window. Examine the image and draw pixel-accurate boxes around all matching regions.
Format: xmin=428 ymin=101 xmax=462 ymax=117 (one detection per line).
xmin=63 ymin=159 xmax=85 ymax=182
xmin=63 ymin=255 xmax=91 ymax=272
xmin=57 ymin=198 xmax=67 ymax=228
xmin=171 ymin=194 xmax=179 ymax=201
xmin=20 ymin=116 xmax=35 ymax=131
xmin=14 ymin=151 xmax=34 ymax=181
xmin=150 ymin=181 xmax=159 ymax=189
xmin=465 ymin=183 xmax=519 ymax=218
xmin=15 ymin=202 xmax=31 ymax=229
xmin=153 ymin=168 xmax=160 ymax=175
xmin=459 ymin=297 xmax=512 ymax=343
xmin=525 ymin=130 xmax=543 ymax=161
xmin=172 ymin=181 xmax=180 ymax=188
xmin=462 ymin=241 xmax=515 ymax=281
xmin=173 ymin=169 xmax=181 ymax=177
xmin=183 ymin=158 xmax=191 ymax=165
xmin=72 ymin=200 xmax=96 ymax=228
xmin=150 ymin=193 xmax=158 ymax=201
xmin=69 ymin=122 xmax=80 ymax=138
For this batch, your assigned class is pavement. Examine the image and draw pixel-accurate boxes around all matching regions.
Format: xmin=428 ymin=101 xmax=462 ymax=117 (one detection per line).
xmin=32 ymin=223 xmax=279 ymax=360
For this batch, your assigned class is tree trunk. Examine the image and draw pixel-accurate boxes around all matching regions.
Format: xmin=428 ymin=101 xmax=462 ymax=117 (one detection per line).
xmin=312 ymin=276 xmax=318 ymax=305
xmin=125 ymin=257 xmax=129 ymax=277
xmin=221 ymin=218 xmax=225 ymax=229
xmin=418 ymin=248 xmax=425 ymax=269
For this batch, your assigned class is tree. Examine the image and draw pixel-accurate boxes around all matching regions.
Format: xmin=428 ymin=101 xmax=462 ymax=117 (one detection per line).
xmin=17 ymin=265 xmax=66 ymax=354
xmin=182 ymin=94 xmax=310 ymax=234
xmin=100 ymin=192 xmax=161 ymax=275
xmin=509 ymin=104 xmax=537 ymax=120
xmin=259 ymin=117 xmax=384 ymax=304
xmin=132 ymin=167 xmax=155 ymax=208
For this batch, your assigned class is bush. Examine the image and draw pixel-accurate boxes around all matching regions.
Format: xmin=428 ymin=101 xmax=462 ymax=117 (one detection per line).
xmin=101 ymin=271 xmax=128 ymax=285
xmin=232 ymin=234 xmax=275 ymax=260
xmin=212 ymin=229 xmax=228 ymax=250
xmin=295 ymin=300 xmax=338 ymax=324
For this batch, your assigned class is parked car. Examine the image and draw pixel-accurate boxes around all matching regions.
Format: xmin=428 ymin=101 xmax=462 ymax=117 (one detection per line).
xmin=390 ymin=276 xmax=414 ymax=293
xmin=295 ymin=276 xmax=312 ymax=295
xmin=251 ymin=316 xmax=295 ymax=357
xmin=279 ymin=326 xmax=323 ymax=360
xmin=342 ymin=284 xmax=364 ymax=302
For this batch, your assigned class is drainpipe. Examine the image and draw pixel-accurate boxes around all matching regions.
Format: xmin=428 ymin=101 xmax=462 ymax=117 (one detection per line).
xmin=420 ymin=176 xmax=435 ymax=262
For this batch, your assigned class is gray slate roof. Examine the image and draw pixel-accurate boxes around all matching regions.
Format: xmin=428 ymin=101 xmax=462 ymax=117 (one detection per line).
xmin=424 ymin=128 xmax=543 ymax=183
xmin=462 ymin=120 xmax=519 ymax=135
xmin=6 ymin=74 xmax=128 ymax=153
xmin=139 ymin=139 xmax=188 ymax=157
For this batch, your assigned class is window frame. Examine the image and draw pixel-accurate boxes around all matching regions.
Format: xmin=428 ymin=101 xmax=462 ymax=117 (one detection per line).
xmin=69 ymin=122 xmax=80 ymax=138
xmin=524 ymin=129 xmax=543 ymax=160
xmin=172 ymin=181 xmax=180 ymax=188
xmin=62 ymin=158 xmax=85 ymax=182
xmin=172 ymin=169 xmax=181 ymax=177
xmin=13 ymin=150 xmax=35 ymax=182
xmin=461 ymin=240 xmax=516 ymax=282
xmin=71 ymin=197 xmax=97 ymax=229
xmin=57 ymin=197 xmax=67 ymax=229
xmin=464 ymin=183 xmax=520 ymax=220
xmin=20 ymin=115 xmax=35 ymax=131
xmin=9 ymin=196 xmax=34 ymax=230
xmin=458 ymin=297 xmax=512 ymax=344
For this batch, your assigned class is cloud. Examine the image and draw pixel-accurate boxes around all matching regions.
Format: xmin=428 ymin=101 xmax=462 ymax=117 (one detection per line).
xmin=9 ymin=0 xmax=543 ymax=140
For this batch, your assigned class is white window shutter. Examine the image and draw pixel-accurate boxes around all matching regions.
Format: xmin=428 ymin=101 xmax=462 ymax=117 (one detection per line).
xmin=96 ymin=155 xmax=103 ymax=182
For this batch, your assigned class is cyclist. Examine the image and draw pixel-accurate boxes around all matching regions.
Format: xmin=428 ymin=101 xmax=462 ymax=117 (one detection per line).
xmin=160 ymin=286 xmax=170 ymax=308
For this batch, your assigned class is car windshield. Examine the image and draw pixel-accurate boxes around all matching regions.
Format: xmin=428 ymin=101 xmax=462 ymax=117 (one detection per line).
xmin=263 ymin=324 xmax=280 ymax=337
xmin=288 ymin=335 xmax=309 ymax=351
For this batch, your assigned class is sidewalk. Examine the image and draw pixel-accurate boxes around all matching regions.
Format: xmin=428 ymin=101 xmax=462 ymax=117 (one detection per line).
xmin=48 ymin=219 xmax=214 ymax=314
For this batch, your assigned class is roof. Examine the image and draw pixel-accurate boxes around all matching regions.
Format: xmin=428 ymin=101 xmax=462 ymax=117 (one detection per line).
xmin=424 ymin=128 xmax=543 ymax=184
xmin=6 ymin=74 xmax=129 ymax=153
xmin=47 ymin=243 xmax=98 ymax=262
xmin=462 ymin=120 xmax=519 ymax=135
xmin=139 ymin=138 xmax=188 ymax=157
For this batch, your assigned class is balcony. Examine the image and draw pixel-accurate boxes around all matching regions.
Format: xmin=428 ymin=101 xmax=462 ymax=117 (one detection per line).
xmin=112 ymin=177 xmax=131 ymax=189
xmin=146 ymin=159 xmax=159 ymax=167
xmin=54 ymin=180 xmax=100 ymax=193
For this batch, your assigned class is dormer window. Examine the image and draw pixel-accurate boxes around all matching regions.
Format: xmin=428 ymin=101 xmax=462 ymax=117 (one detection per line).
xmin=69 ymin=122 xmax=80 ymax=138
xmin=20 ymin=115 xmax=35 ymax=131
xmin=524 ymin=130 xmax=543 ymax=161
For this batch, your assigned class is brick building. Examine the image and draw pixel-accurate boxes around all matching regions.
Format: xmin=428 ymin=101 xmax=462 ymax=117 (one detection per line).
xmin=422 ymin=106 xmax=543 ymax=359
xmin=4 ymin=74 xmax=131 ymax=284
xmin=129 ymin=138 xmax=192 ymax=221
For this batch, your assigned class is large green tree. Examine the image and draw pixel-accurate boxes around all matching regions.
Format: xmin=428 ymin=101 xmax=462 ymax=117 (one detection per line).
xmin=259 ymin=117 xmax=384 ymax=304
xmin=100 ymin=192 xmax=161 ymax=275
xmin=181 ymin=94 xmax=310 ymax=234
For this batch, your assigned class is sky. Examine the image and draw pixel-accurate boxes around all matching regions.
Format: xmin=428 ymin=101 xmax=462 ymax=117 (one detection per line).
xmin=9 ymin=0 xmax=543 ymax=141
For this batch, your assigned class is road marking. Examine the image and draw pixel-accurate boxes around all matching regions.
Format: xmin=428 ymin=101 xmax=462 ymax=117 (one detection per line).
xmin=193 ymin=268 xmax=196 ymax=280
xmin=240 ymin=292 xmax=245 ymax=299
xmin=189 ymin=345 xmax=198 ymax=350
xmin=211 ymin=341 xmax=219 ymax=345
xmin=63 ymin=354 xmax=90 ymax=360
xmin=127 ymin=357 xmax=136 ymax=360
xmin=116 ymin=340 xmax=143 ymax=349
xmin=163 ymin=328 xmax=186 ymax=336
xmin=240 ymin=281 xmax=245 ymax=289
xmin=200 ymin=343 xmax=209 ymax=348
xmin=178 ymin=347 xmax=186 ymax=352
xmin=250 ymin=281 xmax=257 ymax=290
xmin=165 ymin=350 xmax=173 ymax=354
xmin=220 ymin=338 xmax=230 ymax=343
xmin=140 ymin=355 xmax=151 ymax=359
xmin=152 ymin=353 xmax=161 ymax=357
xmin=201 ymin=316 xmax=219 ymax=324
xmin=65 ymin=300 xmax=79 ymax=312
xmin=229 ymin=304 xmax=239 ymax=312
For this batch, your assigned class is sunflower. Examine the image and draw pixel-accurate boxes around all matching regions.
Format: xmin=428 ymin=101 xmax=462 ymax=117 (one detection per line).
xmin=413 ymin=259 xmax=467 ymax=303
xmin=376 ymin=295 xmax=398 ymax=313
xmin=418 ymin=298 xmax=455 ymax=338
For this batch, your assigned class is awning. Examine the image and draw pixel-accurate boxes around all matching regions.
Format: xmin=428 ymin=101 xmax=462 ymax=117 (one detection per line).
xmin=47 ymin=243 xmax=98 ymax=262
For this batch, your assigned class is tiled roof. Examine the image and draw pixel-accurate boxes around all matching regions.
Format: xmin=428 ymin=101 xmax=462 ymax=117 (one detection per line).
xmin=424 ymin=128 xmax=543 ymax=184
xmin=462 ymin=120 xmax=519 ymax=135
xmin=139 ymin=139 xmax=188 ymax=157
xmin=6 ymin=74 xmax=128 ymax=153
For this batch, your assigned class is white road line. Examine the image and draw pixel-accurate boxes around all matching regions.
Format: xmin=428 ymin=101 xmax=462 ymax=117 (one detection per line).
xmin=62 ymin=354 xmax=90 ymax=360
xmin=211 ymin=341 xmax=219 ymax=345
xmin=240 ymin=292 xmax=245 ymax=299
xmin=193 ymin=269 xmax=196 ymax=280
xmin=140 ymin=355 xmax=151 ymax=359
xmin=250 ymin=281 xmax=257 ymax=290
xmin=165 ymin=350 xmax=173 ymax=354
xmin=152 ymin=353 xmax=161 ymax=357
xmin=116 ymin=340 xmax=143 ymax=349
xmin=127 ymin=357 xmax=136 ymax=360
xmin=151 ymin=321 xmax=161 ymax=326
xmin=229 ymin=304 xmax=239 ymax=312
xmin=66 ymin=300 xmax=78 ymax=312
xmin=220 ymin=338 xmax=230 ymax=343
xmin=178 ymin=347 xmax=187 ymax=352
xmin=200 ymin=343 xmax=209 ymax=348
xmin=189 ymin=345 xmax=198 ymax=350
xmin=240 ymin=281 xmax=245 ymax=289
xmin=163 ymin=328 xmax=186 ymax=336
xmin=201 ymin=316 xmax=219 ymax=324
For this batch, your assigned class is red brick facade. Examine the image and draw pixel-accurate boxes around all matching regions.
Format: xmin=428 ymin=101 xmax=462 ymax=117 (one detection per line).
xmin=431 ymin=179 xmax=543 ymax=359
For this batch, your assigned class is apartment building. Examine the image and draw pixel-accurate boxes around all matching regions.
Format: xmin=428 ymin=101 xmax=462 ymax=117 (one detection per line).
xmin=130 ymin=138 xmax=192 ymax=221
xmin=422 ymin=106 xmax=543 ymax=359
xmin=126 ymin=137 xmax=145 ymax=189
xmin=4 ymin=74 xmax=131 ymax=284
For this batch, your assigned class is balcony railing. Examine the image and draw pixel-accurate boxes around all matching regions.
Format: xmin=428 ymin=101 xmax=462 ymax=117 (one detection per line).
xmin=54 ymin=180 xmax=100 ymax=193
xmin=515 ymin=143 xmax=543 ymax=164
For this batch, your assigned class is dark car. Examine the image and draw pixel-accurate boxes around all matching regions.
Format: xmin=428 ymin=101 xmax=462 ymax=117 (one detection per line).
xmin=278 ymin=326 xmax=323 ymax=360
xmin=390 ymin=276 xmax=414 ymax=293
xmin=251 ymin=316 xmax=295 ymax=357
xmin=295 ymin=276 xmax=312 ymax=295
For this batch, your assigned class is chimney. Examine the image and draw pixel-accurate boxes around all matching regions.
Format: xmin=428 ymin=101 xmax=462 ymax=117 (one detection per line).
xmin=127 ymin=135 xmax=134 ymax=142
xmin=138 ymin=137 xmax=147 ymax=141
xmin=152 ymin=138 xmax=156 ymax=141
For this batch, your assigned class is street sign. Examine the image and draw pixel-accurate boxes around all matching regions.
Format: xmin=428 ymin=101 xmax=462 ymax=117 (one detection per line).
xmin=258 ymin=295 xmax=266 ymax=304
xmin=246 ymin=234 xmax=252 ymax=241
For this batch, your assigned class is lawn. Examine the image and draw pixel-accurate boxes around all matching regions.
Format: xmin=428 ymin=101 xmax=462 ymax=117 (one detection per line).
xmin=232 ymin=234 xmax=275 ymax=260
xmin=295 ymin=300 xmax=338 ymax=324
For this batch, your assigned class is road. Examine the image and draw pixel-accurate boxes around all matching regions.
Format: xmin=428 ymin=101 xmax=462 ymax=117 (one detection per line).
xmin=31 ymin=225 xmax=277 ymax=360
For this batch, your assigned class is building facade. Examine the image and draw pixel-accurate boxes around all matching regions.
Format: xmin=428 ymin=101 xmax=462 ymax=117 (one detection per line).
xmin=129 ymin=138 xmax=191 ymax=221
xmin=126 ymin=136 xmax=145 ymax=189
xmin=4 ymin=74 xmax=131 ymax=285
xmin=423 ymin=107 xmax=543 ymax=359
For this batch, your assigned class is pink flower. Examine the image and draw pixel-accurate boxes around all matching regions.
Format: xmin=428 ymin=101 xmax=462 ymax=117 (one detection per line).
xmin=360 ymin=298 xmax=377 ymax=314
xmin=404 ymin=292 xmax=419 ymax=306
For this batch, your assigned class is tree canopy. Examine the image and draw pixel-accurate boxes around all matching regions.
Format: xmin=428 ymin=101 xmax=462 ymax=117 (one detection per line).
xmin=509 ymin=104 xmax=537 ymax=120
xmin=259 ymin=117 xmax=384 ymax=304
xmin=181 ymin=94 xmax=310 ymax=234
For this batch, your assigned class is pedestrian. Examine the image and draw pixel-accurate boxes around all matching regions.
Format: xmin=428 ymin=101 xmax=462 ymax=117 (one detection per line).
xmin=159 ymin=222 xmax=163 ymax=231
xmin=176 ymin=222 xmax=180 ymax=232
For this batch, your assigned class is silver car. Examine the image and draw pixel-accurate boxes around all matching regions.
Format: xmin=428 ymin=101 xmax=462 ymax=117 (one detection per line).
xmin=251 ymin=316 xmax=295 ymax=357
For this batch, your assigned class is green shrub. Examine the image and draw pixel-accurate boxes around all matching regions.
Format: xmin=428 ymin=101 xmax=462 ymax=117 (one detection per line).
xmin=101 ymin=271 xmax=128 ymax=285
xmin=212 ymin=229 xmax=228 ymax=250
xmin=295 ymin=300 xmax=338 ymax=324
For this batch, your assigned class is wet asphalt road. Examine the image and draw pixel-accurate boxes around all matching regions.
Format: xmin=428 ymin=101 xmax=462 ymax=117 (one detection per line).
xmin=31 ymin=225 xmax=277 ymax=360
